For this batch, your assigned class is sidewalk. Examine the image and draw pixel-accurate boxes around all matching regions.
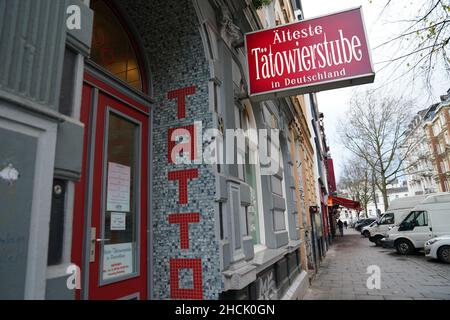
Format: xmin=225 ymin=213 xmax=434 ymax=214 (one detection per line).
xmin=303 ymin=228 xmax=450 ymax=300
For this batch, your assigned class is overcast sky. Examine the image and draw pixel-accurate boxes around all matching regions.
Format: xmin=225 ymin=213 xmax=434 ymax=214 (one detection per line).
xmin=300 ymin=0 xmax=449 ymax=182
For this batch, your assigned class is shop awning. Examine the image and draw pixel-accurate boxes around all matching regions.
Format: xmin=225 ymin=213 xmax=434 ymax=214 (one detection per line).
xmin=328 ymin=196 xmax=361 ymax=210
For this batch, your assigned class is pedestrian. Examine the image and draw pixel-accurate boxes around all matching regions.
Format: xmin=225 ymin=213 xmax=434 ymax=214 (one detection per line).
xmin=344 ymin=221 xmax=348 ymax=229
xmin=337 ymin=219 xmax=344 ymax=236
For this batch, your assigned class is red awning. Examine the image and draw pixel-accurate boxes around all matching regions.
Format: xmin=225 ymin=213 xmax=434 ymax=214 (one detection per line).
xmin=328 ymin=196 xmax=361 ymax=210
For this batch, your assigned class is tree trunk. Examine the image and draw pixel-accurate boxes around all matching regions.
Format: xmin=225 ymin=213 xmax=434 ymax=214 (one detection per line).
xmin=381 ymin=181 xmax=389 ymax=211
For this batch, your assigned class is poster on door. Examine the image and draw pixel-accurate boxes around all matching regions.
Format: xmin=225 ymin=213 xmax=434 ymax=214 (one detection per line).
xmin=106 ymin=162 xmax=131 ymax=212
xmin=110 ymin=212 xmax=126 ymax=230
xmin=102 ymin=242 xmax=133 ymax=280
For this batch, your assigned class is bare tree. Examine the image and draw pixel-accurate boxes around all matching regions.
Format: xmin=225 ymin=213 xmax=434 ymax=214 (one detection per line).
xmin=338 ymin=156 xmax=373 ymax=217
xmin=340 ymin=92 xmax=419 ymax=210
xmin=374 ymin=0 xmax=450 ymax=89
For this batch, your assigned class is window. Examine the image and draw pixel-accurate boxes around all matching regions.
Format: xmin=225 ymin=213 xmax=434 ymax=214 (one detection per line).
xmin=379 ymin=213 xmax=394 ymax=225
xmin=243 ymin=206 xmax=249 ymax=236
xmin=433 ymin=122 xmax=440 ymax=136
xmin=414 ymin=211 xmax=428 ymax=226
xmin=219 ymin=203 xmax=224 ymax=240
xmin=403 ymin=212 xmax=415 ymax=224
xmin=272 ymin=147 xmax=288 ymax=233
xmin=235 ymin=105 xmax=245 ymax=181
xmin=404 ymin=211 xmax=428 ymax=227
xmin=91 ymin=0 xmax=143 ymax=91
xmin=243 ymin=107 xmax=261 ymax=245
xmin=102 ymin=112 xmax=139 ymax=282
xmin=440 ymin=113 xmax=446 ymax=127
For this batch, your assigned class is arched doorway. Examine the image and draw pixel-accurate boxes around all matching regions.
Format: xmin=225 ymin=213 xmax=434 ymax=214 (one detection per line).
xmin=72 ymin=0 xmax=151 ymax=300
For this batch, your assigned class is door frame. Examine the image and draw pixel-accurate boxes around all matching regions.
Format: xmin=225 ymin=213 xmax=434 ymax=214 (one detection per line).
xmin=76 ymin=63 xmax=153 ymax=300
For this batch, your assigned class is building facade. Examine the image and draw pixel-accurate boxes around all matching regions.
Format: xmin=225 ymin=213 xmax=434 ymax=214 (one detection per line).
xmin=402 ymin=108 xmax=438 ymax=196
xmin=0 ymin=0 xmax=329 ymax=300
xmin=289 ymin=94 xmax=318 ymax=272
xmin=303 ymin=93 xmax=332 ymax=266
xmin=424 ymin=90 xmax=450 ymax=192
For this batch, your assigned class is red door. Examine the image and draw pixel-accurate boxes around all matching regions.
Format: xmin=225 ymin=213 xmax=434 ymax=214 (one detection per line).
xmin=74 ymin=73 xmax=149 ymax=300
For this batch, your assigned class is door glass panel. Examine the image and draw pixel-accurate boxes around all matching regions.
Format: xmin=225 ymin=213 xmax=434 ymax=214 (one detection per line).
xmin=384 ymin=213 xmax=394 ymax=224
xmin=403 ymin=212 xmax=415 ymax=223
xmin=414 ymin=211 xmax=428 ymax=226
xmin=380 ymin=213 xmax=394 ymax=225
xmin=102 ymin=112 xmax=139 ymax=282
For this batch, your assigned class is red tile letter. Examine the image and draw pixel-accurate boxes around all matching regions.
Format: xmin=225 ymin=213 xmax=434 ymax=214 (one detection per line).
xmin=168 ymin=169 xmax=198 ymax=204
xmin=168 ymin=213 xmax=200 ymax=249
xmin=167 ymin=86 xmax=196 ymax=119
xmin=170 ymin=258 xmax=203 ymax=300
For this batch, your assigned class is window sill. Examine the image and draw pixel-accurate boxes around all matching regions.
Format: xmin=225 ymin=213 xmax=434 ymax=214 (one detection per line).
xmin=222 ymin=242 xmax=302 ymax=290
xmin=253 ymin=244 xmax=267 ymax=254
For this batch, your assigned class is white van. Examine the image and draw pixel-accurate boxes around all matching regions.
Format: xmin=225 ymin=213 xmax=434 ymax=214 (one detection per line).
xmin=382 ymin=193 xmax=450 ymax=254
xmin=362 ymin=196 xmax=426 ymax=245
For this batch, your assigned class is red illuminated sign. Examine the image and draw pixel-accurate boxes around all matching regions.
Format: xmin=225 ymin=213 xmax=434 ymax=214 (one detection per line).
xmin=245 ymin=7 xmax=375 ymax=100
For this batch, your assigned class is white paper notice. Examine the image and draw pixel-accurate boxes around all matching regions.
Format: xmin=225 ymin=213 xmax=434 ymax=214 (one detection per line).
xmin=106 ymin=162 xmax=131 ymax=212
xmin=102 ymin=242 xmax=133 ymax=280
xmin=110 ymin=212 xmax=126 ymax=231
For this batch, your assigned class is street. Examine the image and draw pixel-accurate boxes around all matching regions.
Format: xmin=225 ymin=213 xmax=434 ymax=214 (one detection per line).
xmin=304 ymin=228 xmax=450 ymax=300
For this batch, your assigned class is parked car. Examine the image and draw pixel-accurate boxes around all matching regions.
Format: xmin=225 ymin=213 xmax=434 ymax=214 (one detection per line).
xmin=425 ymin=235 xmax=450 ymax=263
xmin=382 ymin=193 xmax=450 ymax=255
xmin=361 ymin=221 xmax=377 ymax=238
xmin=362 ymin=196 xmax=426 ymax=245
xmin=355 ymin=218 xmax=376 ymax=232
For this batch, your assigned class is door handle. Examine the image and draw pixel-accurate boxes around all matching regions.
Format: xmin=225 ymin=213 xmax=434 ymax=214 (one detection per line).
xmin=96 ymin=238 xmax=111 ymax=242
xmin=90 ymin=227 xmax=96 ymax=262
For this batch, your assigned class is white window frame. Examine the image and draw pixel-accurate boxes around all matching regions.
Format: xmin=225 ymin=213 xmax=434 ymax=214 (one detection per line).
xmin=243 ymin=102 xmax=266 ymax=250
